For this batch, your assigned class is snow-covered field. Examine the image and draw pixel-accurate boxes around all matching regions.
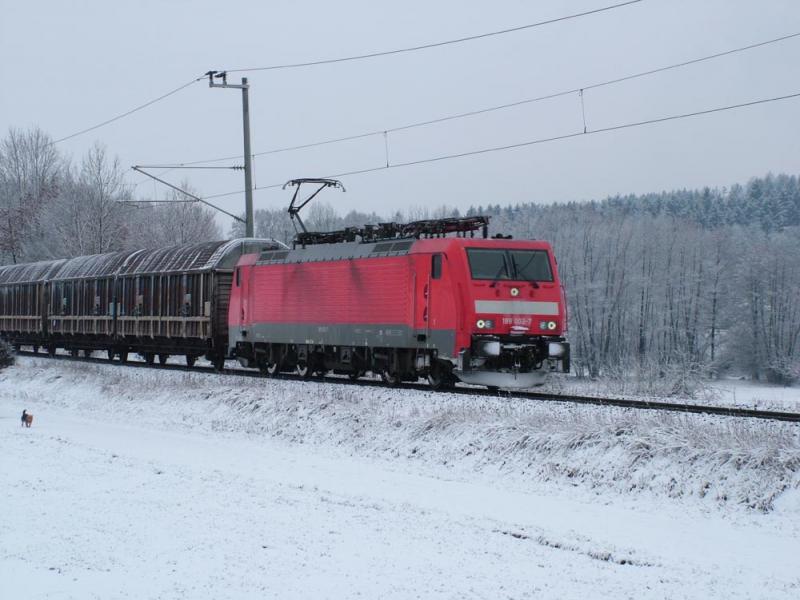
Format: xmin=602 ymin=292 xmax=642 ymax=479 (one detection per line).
xmin=2 ymin=357 xmax=799 ymax=599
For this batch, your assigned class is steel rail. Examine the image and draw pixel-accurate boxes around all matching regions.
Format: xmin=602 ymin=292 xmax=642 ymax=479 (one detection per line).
xmin=17 ymin=350 xmax=800 ymax=423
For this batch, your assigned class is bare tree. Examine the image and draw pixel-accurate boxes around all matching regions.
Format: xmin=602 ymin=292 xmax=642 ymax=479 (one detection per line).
xmin=305 ymin=201 xmax=340 ymax=232
xmin=129 ymin=182 xmax=221 ymax=248
xmin=0 ymin=127 xmax=62 ymax=262
xmin=78 ymin=143 xmax=130 ymax=254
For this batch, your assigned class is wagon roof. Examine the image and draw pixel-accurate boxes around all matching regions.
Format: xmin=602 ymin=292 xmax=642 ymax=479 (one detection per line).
xmin=0 ymin=259 xmax=69 ymax=284
xmin=117 ymin=240 xmax=231 ymax=276
xmin=0 ymin=239 xmax=286 ymax=284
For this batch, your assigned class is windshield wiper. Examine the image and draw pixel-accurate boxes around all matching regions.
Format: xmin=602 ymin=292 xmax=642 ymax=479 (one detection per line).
xmin=511 ymin=254 xmax=540 ymax=288
xmin=488 ymin=258 xmax=509 ymax=288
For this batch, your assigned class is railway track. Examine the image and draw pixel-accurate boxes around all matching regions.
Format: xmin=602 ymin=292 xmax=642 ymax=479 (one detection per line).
xmin=17 ymin=350 xmax=800 ymax=423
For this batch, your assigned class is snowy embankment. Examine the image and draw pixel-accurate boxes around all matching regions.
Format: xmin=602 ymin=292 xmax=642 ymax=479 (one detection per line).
xmin=3 ymin=357 xmax=800 ymax=598
xmin=5 ymin=357 xmax=800 ymax=512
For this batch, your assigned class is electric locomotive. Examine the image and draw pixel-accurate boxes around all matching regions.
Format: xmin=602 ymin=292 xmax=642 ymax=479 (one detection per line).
xmin=229 ymin=179 xmax=569 ymax=389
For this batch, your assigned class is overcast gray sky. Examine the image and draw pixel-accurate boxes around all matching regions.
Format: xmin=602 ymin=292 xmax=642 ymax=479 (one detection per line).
xmin=2 ymin=0 xmax=799 ymax=222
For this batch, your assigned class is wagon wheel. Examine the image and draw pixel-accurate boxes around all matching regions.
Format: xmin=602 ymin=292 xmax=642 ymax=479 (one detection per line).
xmin=144 ymin=352 xmax=155 ymax=365
xmin=47 ymin=344 xmax=57 ymax=357
xmin=157 ymin=353 xmax=169 ymax=365
xmin=185 ymin=355 xmax=196 ymax=368
xmin=82 ymin=349 xmax=92 ymax=358
xmin=381 ymin=370 xmax=401 ymax=386
xmin=70 ymin=349 xmax=79 ymax=358
xmin=348 ymin=370 xmax=365 ymax=381
xmin=265 ymin=361 xmax=280 ymax=376
xmin=107 ymin=349 xmax=115 ymax=361
xmin=118 ymin=350 xmax=129 ymax=364
xmin=212 ymin=355 xmax=226 ymax=371
xmin=313 ymin=367 xmax=329 ymax=379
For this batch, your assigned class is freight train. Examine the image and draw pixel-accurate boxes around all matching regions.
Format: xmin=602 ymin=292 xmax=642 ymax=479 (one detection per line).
xmin=0 ymin=213 xmax=569 ymax=390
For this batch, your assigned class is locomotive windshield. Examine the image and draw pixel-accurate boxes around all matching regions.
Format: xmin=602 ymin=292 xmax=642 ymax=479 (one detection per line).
xmin=467 ymin=249 xmax=553 ymax=282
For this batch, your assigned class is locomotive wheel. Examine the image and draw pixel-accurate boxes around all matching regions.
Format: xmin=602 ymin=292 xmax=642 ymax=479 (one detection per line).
xmin=427 ymin=370 xmax=455 ymax=391
xmin=381 ymin=370 xmax=400 ymax=386
xmin=158 ymin=353 xmax=169 ymax=365
xmin=185 ymin=355 xmax=196 ymax=368
xmin=296 ymin=362 xmax=311 ymax=378
xmin=144 ymin=352 xmax=155 ymax=365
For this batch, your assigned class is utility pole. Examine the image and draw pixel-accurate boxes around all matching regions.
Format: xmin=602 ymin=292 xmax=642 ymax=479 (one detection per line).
xmin=205 ymin=71 xmax=254 ymax=237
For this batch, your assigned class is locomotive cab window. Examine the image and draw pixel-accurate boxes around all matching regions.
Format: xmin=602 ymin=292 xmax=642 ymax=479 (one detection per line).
xmin=431 ymin=254 xmax=442 ymax=279
xmin=509 ymin=250 xmax=553 ymax=282
xmin=467 ymin=248 xmax=553 ymax=282
xmin=467 ymin=249 xmax=510 ymax=280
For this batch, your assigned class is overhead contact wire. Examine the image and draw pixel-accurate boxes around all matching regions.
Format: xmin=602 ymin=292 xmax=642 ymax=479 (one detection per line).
xmin=223 ymin=1 xmax=644 ymax=73
xmin=198 ymin=90 xmax=800 ymax=202
xmin=172 ymin=31 xmax=800 ymax=166
xmin=52 ymin=76 xmax=205 ymax=145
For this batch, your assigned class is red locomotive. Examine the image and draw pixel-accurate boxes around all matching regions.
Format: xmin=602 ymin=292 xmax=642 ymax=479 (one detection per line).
xmin=229 ymin=179 xmax=569 ymax=389
xmin=0 ymin=179 xmax=569 ymax=390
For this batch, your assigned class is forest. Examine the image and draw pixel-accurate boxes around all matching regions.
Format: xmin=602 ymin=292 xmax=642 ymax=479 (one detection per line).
xmin=2 ymin=126 xmax=798 ymax=389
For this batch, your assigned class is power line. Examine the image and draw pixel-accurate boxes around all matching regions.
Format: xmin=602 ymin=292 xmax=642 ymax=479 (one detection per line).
xmin=171 ymin=30 xmax=800 ymax=167
xmin=51 ymin=76 xmax=204 ymax=145
xmin=223 ymin=1 xmax=644 ymax=73
xmin=388 ymin=92 xmax=800 ymax=167
xmin=198 ymin=90 xmax=800 ymax=204
xmin=51 ymin=3 xmax=643 ymax=151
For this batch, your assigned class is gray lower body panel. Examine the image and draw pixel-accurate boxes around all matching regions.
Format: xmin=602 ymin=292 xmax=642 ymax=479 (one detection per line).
xmin=231 ymin=322 xmax=456 ymax=355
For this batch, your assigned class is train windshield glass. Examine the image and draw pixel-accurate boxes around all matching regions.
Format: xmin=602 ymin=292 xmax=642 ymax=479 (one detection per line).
xmin=467 ymin=249 xmax=511 ymax=280
xmin=467 ymin=249 xmax=552 ymax=282
xmin=509 ymin=250 xmax=553 ymax=282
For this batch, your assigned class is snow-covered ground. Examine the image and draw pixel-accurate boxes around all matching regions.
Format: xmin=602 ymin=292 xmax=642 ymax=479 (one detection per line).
xmin=2 ymin=357 xmax=799 ymax=599
xmin=543 ymin=371 xmax=800 ymax=412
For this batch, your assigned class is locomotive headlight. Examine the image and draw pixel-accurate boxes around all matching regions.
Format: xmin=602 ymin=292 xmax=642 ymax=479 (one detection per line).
xmin=547 ymin=321 xmax=557 ymax=330
xmin=476 ymin=319 xmax=486 ymax=329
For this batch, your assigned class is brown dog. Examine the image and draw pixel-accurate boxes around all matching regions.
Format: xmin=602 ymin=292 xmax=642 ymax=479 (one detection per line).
xmin=21 ymin=410 xmax=33 ymax=428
